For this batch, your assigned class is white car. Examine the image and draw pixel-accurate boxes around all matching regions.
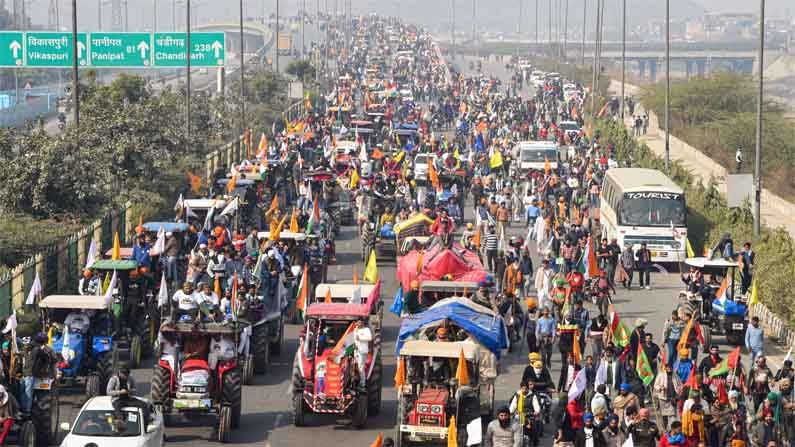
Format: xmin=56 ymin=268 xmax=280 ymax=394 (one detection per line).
xmin=413 ymin=153 xmax=437 ymax=181
xmin=60 ymin=396 xmax=164 ymax=447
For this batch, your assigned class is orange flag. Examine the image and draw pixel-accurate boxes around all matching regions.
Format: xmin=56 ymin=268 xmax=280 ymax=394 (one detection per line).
xmin=455 ymin=349 xmax=470 ymax=385
xmin=214 ymin=276 xmax=222 ymax=298
xmin=257 ymin=133 xmax=268 ymax=157
xmin=226 ymin=173 xmax=238 ymax=193
xmin=270 ymin=215 xmax=288 ymax=241
xmin=269 ymin=194 xmax=279 ymax=213
xmin=544 ymin=157 xmax=551 ymax=175
xmin=587 ymin=237 xmax=600 ymax=278
xmin=678 ymin=315 xmax=696 ymax=353
xmin=416 ymin=250 xmax=425 ymax=274
xmin=573 ymin=330 xmax=582 ymax=364
xmin=289 ymin=207 xmax=299 ymax=233
xmin=428 ymin=160 xmax=440 ymax=191
xmin=325 ymin=288 xmax=333 ymax=303
xmin=394 ymin=357 xmax=406 ymax=388
xmin=370 ymin=433 xmax=384 ymax=447
xmin=353 ymin=266 xmax=359 ymax=285
xmin=295 ymin=263 xmax=309 ymax=313
xmin=472 ymin=229 xmax=481 ymax=249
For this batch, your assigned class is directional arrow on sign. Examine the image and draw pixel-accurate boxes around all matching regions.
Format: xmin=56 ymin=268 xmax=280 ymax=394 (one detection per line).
xmin=9 ymin=40 xmax=21 ymax=59
xmin=77 ymin=41 xmax=85 ymax=59
xmin=211 ymin=40 xmax=223 ymax=58
xmin=137 ymin=41 xmax=149 ymax=59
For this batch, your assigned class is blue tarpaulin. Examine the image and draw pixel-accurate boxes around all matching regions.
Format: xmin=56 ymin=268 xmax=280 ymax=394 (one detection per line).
xmin=396 ymin=300 xmax=508 ymax=357
xmin=712 ymin=299 xmax=748 ymax=317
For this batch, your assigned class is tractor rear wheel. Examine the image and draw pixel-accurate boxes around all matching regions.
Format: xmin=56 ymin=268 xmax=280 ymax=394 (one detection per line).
xmin=252 ymin=324 xmax=270 ymax=374
xmin=269 ymin=318 xmax=284 ymax=356
xmin=96 ymin=353 xmax=113 ymax=394
xmin=352 ymin=396 xmax=368 ymax=429
xmin=367 ymin=355 xmax=382 ymax=416
xmin=130 ymin=335 xmax=143 ymax=369
xmin=222 ymin=367 xmax=242 ymax=429
xmin=216 ymin=406 xmax=231 ymax=443
xmin=32 ymin=389 xmax=58 ymax=445
xmin=151 ymin=364 xmax=171 ymax=406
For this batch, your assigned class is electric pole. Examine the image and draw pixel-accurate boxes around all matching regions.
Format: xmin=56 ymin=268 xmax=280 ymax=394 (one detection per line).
xmin=71 ymin=0 xmax=79 ymax=138
xmin=664 ymin=0 xmax=671 ymax=169
xmin=186 ymin=0 xmax=192 ymax=145
xmin=620 ymin=0 xmax=626 ymax=120
xmin=754 ymin=0 xmax=765 ymax=236
xmin=239 ymin=0 xmax=246 ymax=139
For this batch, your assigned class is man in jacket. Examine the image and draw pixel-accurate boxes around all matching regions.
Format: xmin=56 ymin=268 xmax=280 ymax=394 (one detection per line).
xmin=635 ymin=242 xmax=652 ymax=289
xmin=626 ymin=408 xmax=659 ymax=447
xmin=163 ymin=231 xmax=181 ymax=285
xmin=620 ymin=243 xmax=635 ymax=289
xmin=653 ymin=363 xmax=682 ymax=430
xmin=575 ymin=412 xmax=606 ymax=447
xmin=483 ymin=406 xmax=521 ymax=447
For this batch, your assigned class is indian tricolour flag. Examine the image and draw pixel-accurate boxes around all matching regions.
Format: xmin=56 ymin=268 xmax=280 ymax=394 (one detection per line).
xmin=306 ymin=194 xmax=320 ymax=235
xmin=332 ymin=322 xmax=356 ymax=364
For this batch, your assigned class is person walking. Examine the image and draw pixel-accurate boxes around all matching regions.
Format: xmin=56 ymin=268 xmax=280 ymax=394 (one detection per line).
xmin=484 ymin=225 xmax=500 ymax=272
xmin=636 ymin=242 xmax=652 ymax=290
xmin=620 ymin=243 xmax=635 ymax=290
xmin=745 ymin=316 xmax=764 ymax=364
xmin=483 ymin=406 xmax=522 ymax=447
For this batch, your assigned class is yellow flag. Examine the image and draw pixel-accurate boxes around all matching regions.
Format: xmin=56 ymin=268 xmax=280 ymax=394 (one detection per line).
xmin=454 ymin=147 xmax=461 ymax=161
xmin=350 ymin=169 xmax=360 ymax=189
xmin=489 ymin=150 xmax=503 ymax=169
xmin=111 ymin=232 xmax=121 ymax=260
xmin=447 ymin=416 xmax=458 ymax=447
xmin=455 ymin=349 xmax=469 ymax=385
xmin=289 ymin=207 xmax=299 ymax=233
xmin=686 ymin=238 xmax=695 ymax=258
xmin=364 ymin=249 xmax=378 ymax=283
xmin=393 ymin=150 xmax=406 ymax=164
xmin=750 ymin=279 xmax=759 ymax=306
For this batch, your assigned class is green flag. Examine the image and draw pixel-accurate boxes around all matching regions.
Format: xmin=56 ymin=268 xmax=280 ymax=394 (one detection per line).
xmin=613 ymin=320 xmax=631 ymax=348
xmin=636 ymin=345 xmax=655 ymax=386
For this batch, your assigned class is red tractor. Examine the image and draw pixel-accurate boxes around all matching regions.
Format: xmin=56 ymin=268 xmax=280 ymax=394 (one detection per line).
xmin=395 ymin=340 xmax=496 ymax=447
xmin=292 ymin=302 xmax=383 ymax=428
xmin=150 ymin=321 xmax=244 ymax=443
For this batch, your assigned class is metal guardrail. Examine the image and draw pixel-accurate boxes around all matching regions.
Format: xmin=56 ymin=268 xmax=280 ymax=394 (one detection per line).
xmin=752 ymin=302 xmax=795 ymax=348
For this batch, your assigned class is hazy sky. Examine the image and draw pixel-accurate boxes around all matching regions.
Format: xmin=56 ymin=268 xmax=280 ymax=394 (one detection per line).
xmin=16 ymin=0 xmax=793 ymax=33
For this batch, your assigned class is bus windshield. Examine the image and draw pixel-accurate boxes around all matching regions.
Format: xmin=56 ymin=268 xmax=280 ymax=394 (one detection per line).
xmin=620 ymin=192 xmax=686 ymax=227
xmin=520 ymin=149 xmax=556 ymax=163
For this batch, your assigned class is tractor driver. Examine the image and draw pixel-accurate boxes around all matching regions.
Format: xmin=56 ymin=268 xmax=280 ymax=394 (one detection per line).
xmin=171 ymin=282 xmax=199 ymax=322
xmin=64 ymin=310 xmax=91 ymax=334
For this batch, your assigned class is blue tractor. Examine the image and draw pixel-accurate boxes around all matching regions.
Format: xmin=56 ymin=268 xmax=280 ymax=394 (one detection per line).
xmin=39 ymin=294 xmax=116 ymax=399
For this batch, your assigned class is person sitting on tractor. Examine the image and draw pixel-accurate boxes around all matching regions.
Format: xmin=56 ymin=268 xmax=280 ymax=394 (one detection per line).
xmin=0 ymin=385 xmax=18 ymax=445
xmin=78 ymin=269 xmax=100 ymax=296
xmin=107 ymin=367 xmax=149 ymax=428
xmin=473 ymin=281 xmax=495 ymax=310
xmin=64 ymin=309 xmax=91 ymax=333
xmin=403 ymin=280 xmax=423 ymax=315
xmin=171 ymin=281 xmax=199 ymax=322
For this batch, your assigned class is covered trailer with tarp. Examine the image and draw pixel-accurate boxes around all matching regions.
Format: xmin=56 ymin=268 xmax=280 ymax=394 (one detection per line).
xmin=397 ymin=239 xmax=488 ymax=292
xmin=395 ymin=297 xmax=508 ymax=358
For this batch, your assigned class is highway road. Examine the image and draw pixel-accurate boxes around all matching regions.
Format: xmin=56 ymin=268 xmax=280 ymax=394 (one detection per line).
xmin=52 ymin=36 xmax=736 ymax=447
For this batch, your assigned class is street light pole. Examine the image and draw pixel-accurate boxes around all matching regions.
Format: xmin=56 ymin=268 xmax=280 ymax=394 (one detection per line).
xmin=620 ymin=0 xmax=625 ymax=120
xmin=754 ymin=0 xmax=765 ymax=236
xmin=450 ymin=0 xmax=455 ymax=60
xmin=664 ymin=0 xmax=670 ymax=169
xmin=275 ymin=0 xmax=279 ymax=73
xmin=301 ymin=0 xmax=306 ymax=59
xmin=548 ymin=0 xmax=552 ymax=54
xmin=71 ymin=0 xmax=79 ymax=137
xmin=153 ymin=0 xmax=157 ymax=32
xmin=239 ymin=0 xmax=246 ymax=139
xmin=472 ymin=0 xmax=477 ymax=59
xmin=563 ymin=0 xmax=568 ymax=61
xmin=535 ymin=0 xmax=538 ymax=54
xmin=517 ymin=0 xmax=522 ymax=58
xmin=186 ymin=0 xmax=191 ymax=145
xmin=98 ymin=0 xmax=102 ymax=30
xmin=581 ymin=0 xmax=586 ymax=65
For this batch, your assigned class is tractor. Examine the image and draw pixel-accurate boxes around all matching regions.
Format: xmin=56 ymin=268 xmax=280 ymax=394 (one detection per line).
xmin=292 ymin=301 xmax=382 ymax=428
xmin=150 ymin=321 xmax=243 ymax=443
xmin=395 ymin=340 xmax=497 ymax=447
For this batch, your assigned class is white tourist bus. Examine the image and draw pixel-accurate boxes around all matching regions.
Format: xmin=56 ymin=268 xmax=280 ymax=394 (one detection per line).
xmin=599 ymin=168 xmax=687 ymax=263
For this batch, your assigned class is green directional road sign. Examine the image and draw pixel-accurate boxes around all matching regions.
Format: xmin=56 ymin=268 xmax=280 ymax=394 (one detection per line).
xmin=89 ymin=32 xmax=152 ymax=67
xmin=0 ymin=32 xmax=24 ymax=67
xmin=153 ymin=32 xmax=225 ymax=67
xmin=25 ymin=32 xmax=88 ymax=67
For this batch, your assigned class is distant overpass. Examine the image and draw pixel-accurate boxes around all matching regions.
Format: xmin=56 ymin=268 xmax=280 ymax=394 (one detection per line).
xmin=194 ymin=21 xmax=273 ymax=59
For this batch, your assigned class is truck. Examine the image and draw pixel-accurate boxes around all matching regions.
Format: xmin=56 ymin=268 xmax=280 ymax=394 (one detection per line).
xmin=277 ymin=33 xmax=293 ymax=56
